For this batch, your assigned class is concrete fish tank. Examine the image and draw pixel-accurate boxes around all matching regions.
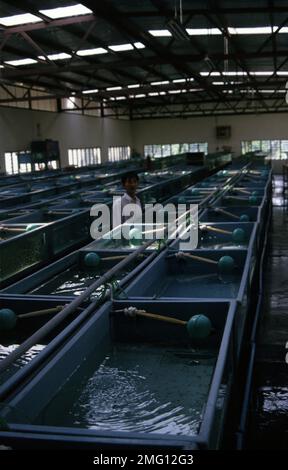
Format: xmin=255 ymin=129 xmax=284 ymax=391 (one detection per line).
xmin=0 ymin=299 xmax=238 ymax=449
xmin=124 ymin=249 xmax=252 ymax=302
xmin=2 ymin=249 xmax=152 ymax=301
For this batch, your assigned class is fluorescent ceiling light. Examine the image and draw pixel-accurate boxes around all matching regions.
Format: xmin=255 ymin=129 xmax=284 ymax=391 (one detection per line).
xmin=127 ymin=84 xmax=140 ymax=88
xmin=5 ymin=58 xmax=37 ymax=66
xmin=106 ymin=86 xmax=122 ymax=91
xmin=168 ymin=90 xmax=182 ymax=94
xmin=0 ymin=13 xmax=42 ymax=27
xmin=172 ymin=78 xmax=186 ymax=83
xmin=134 ymin=94 xmax=146 ymax=98
xmin=151 ymin=80 xmax=169 ymax=86
xmin=39 ymin=4 xmax=92 ymax=19
xmin=38 ymin=52 xmax=71 ymax=61
xmin=277 ymin=71 xmax=288 ymax=76
xmin=134 ymin=42 xmax=145 ymax=49
xmin=148 ymin=92 xmax=159 ymax=96
xmin=159 ymin=91 xmax=166 ymax=95
xmin=109 ymin=44 xmax=134 ymax=52
xmin=77 ymin=47 xmax=107 ymax=56
xmin=115 ymin=96 xmax=126 ymax=100
xmin=82 ymin=89 xmax=99 ymax=94
xmin=149 ymin=29 xmax=172 ymax=37
xmin=0 ymin=65 xmax=4 ymax=68
xmin=186 ymin=28 xmax=221 ymax=35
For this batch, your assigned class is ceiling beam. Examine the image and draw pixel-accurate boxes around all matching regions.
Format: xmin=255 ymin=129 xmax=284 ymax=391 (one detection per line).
xmin=80 ymin=0 xmax=223 ymax=100
xmin=3 ymin=49 xmax=288 ymax=80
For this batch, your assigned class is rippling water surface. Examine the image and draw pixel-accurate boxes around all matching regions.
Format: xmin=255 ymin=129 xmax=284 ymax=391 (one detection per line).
xmin=36 ymin=344 xmax=216 ymax=436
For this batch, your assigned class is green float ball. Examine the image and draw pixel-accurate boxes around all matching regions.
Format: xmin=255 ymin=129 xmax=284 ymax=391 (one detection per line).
xmin=186 ymin=314 xmax=212 ymax=339
xmin=25 ymin=223 xmax=39 ymax=232
xmin=84 ymin=252 xmax=101 ymax=267
xmin=218 ymin=255 xmax=235 ymax=273
xmin=129 ymin=228 xmax=142 ymax=245
xmin=240 ymin=214 xmax=249 ymax=222
xmin=129 ymin=227 xmax=142 ymax=239
xmin=191 ymin=188 xmax=199 ymax=196
xmin=249 ymin=195 xmax=257 ymax=204
xmin=232 ymin=228 xmax=246 ymax=243
xmin=0 ymin=308 xmax=17 ymax=331
xmin=178 ymin=197 xmax=186 ymax=204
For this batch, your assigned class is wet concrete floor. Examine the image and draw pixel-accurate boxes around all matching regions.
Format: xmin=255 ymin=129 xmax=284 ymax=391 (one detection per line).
xmin=247 ymin=176 xmax=288 ymax=449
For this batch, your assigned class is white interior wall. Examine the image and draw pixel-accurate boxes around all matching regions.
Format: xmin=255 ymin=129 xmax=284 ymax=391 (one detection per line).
xmin=0 ymin=107 xmax=132 ymax=172
xmin=0 ymin=107 xmax=287 ymax=174
xmin=131 ymin=113 xmax=288 ymax=173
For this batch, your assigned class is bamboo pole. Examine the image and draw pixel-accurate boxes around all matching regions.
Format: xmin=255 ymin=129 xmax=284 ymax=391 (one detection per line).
xmin=115 ymin=308 xmax=186 ymax=326
xmin=200 ymin=224 xmax=232 ymax=235
xmin=213 ymin=208 xmax=240 ymax=220
xmin=18 ymin=306 xmax=63 ymax=320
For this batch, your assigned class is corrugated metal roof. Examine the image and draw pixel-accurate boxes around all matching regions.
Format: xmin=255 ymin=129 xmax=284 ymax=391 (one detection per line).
xmin=0 ymin=0 xmax=287 ymax=118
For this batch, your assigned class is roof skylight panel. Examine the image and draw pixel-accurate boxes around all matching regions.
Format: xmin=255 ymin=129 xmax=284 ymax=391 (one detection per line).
xmin=39 ymin=4 xmax=92 ymax=19
xmin=106 ymin=86 xmax=122 ymax=91
xmin=151 ymin=81 xmax=169 ymax=86
xmin=5 ymin=58 xmax=38 ymax=66
xmin=148 ymin=30 xmax=172 ymax=37
xmin=109 ymin=44 xmax=134 ymax=52
xmin=186 ymin=28 xmax=221 ymax=35
xmin=108 ymin=43 xmax=145 ymax=52
xmin=0 ymin=13 xmax=42 ymax=27
xmin=77 ymin=48 xmax=108 ymax=56
xmin=38 ymin=53 xmax=71 ymax=61
xmin=228 ymin=26 xmax=274 ymax=35
xmin=82 ymin=89 xmax=99 ymax=94
xmin=134 ymin=42 xmax=145 ymax=49
xmin=200 ymin=72 xmax=221 ymax=76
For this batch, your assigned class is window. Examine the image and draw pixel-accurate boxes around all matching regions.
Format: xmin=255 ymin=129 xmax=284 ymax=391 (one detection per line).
xmin=4 ymin=151 xmax=31 ymax=174
xmin=144 ymin=143 xmax=208 ymax=158
xmin=241 ymin=140 xmax=288 ymax=160
xmin=108 ymin=146 xmax=131 ymax=162
xmin=68 ymin=147 xmax=101 ymax=167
